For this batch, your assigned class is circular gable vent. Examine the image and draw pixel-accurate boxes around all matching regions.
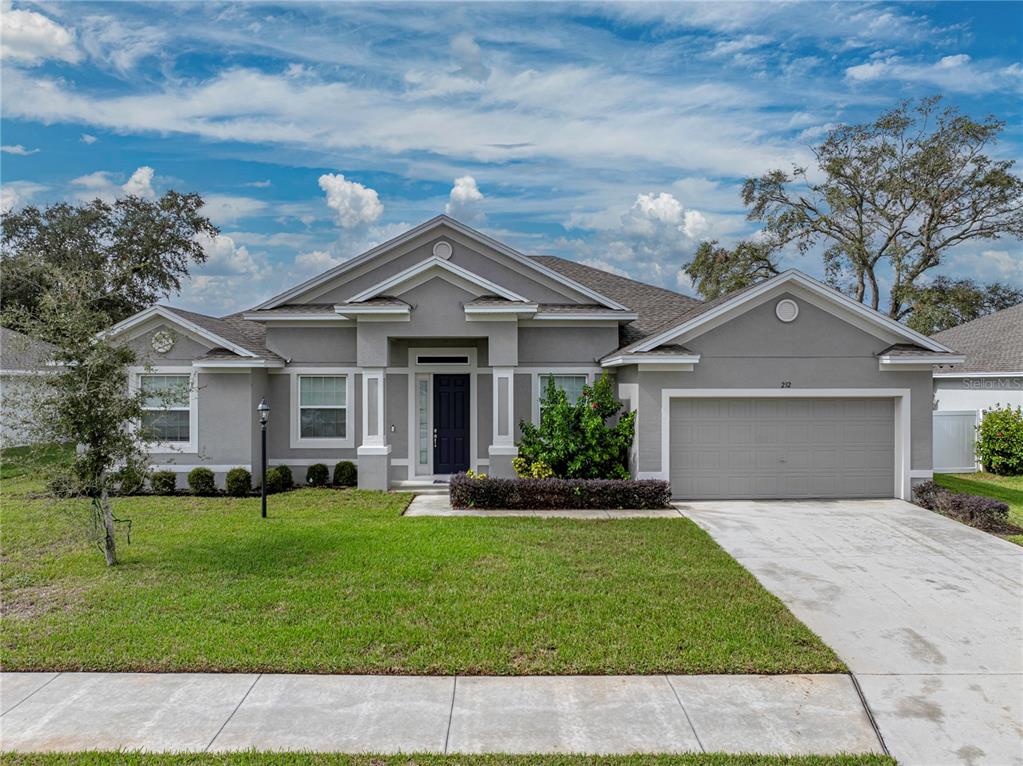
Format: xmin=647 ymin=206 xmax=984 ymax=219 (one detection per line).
xmin=432 ymin=241 xmax=453 ymax=259
xmin=775 ymin=298 xmax=799 ymax=323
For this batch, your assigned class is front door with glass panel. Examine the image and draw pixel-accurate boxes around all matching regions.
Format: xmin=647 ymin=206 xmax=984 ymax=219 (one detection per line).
xmin=433 ymin=374 xmax=470 ymax=474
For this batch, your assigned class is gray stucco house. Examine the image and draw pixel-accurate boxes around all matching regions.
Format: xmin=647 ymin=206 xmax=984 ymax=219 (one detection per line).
xmin=110 ymin=215 xmax=963 ymax=500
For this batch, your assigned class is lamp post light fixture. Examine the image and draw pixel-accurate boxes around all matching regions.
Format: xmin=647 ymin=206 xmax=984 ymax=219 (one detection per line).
xmin=257 ymin=398 xmax=271 ymax=518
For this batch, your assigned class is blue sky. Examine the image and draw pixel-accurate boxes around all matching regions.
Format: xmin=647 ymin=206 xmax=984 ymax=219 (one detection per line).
xmin=2 ymin=1 xmax=1021 ymax=314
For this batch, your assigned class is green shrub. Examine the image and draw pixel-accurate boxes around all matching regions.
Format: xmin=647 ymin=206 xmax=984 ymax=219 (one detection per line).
xmin=265 ymin=465 xmax=293 ymax=494
xmin=976 ymin=405 xmax=1023 ymax=476
xmin=306 ymin=463 xmax=329 ymax=487
xmin=333 ymin=460 xmax=357 ymax=487
xmin=225 ymin=467 xmax=251 ymax=497
xmin=112 ymin=459 xmax=148 ymax=495
xmin=187 ymin=467 xmax=216 ymax=495
xmin=150 ymin=470 xmax=178 ymax=494
xmin=517 ymin=373 xmax=634 ymax=479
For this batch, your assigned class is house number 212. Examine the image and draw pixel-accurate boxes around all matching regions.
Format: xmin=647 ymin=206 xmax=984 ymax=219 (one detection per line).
xmin=780 ymin=381 xmax=792 ymax=388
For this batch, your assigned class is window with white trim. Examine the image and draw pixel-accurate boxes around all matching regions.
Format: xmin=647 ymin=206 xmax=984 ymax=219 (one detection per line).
xmin=539 ymin=374 xmax=588 ymax=405
xmin=140 ymin=374 xmax=191 ymax=443
xmin=299 ymin=375 xmax=347 ymax=439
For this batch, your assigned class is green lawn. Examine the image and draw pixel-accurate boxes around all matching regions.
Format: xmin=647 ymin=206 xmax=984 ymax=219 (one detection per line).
xmin=0 ymin=469 xmax=840 ymax=675
xmin=0 ymin=754 xmax=897 ymax=766
xmin=935 ymin=471 xmax=1023 ymax=544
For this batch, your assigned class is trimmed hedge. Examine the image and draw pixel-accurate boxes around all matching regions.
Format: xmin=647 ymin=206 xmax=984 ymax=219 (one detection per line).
xmin=187 ymin=467 xmax=216 ymax=496
xmin=150 ymin=470 xmax=177 ymax=494
xmin=333 ymin=460 xmax=357 ymax=487
xmin=913 ymin=480 xmax=1014 ymax=532
xmin=225 ymin=467 xmax=251 ymax=497
xmin=450 ymin=474 xmax=671 ymax=510
xmin=306 ymin=463 xmax=329 ymax=487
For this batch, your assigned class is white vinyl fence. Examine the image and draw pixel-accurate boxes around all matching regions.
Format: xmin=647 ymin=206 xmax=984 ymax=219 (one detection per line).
xmin=933 ymin=410 xmax=979 ymax=474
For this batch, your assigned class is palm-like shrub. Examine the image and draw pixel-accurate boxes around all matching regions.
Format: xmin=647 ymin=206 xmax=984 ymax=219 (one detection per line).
xmin=517 ymin=373 xmax=634 ymax=479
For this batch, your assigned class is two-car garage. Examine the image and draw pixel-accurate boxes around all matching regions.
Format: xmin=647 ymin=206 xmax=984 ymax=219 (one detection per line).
xmin=668 ymin=397 xmax=897 ymax=500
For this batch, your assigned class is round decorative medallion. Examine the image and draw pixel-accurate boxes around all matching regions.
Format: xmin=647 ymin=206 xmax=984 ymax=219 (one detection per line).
xmin=151 ymin=330 xmax=175 ymax=354
xmin=432 ymin=240 xmax=453 ymax=259
xmin=775 ymin=298 xmax=799 ymax=323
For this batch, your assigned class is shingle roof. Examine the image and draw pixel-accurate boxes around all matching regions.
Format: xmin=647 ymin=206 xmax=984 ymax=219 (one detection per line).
xmin=878 ymin=343 xmax=952 ymax=357
xmin=933 ymin=303 xmax=1023 ymax=373
xmin=245 ymin=303 xmax=338 ymax=317
xmin=529 ymin=256 xmax=702 ymax=345
xmin=0 ymin=327 xmax=56 ymax=371
xmin=161 ymin=306 xmax=282 ymax=361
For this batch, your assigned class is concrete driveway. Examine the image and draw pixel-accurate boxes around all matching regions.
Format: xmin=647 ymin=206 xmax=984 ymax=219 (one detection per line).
xmin=677 ymin=498 xmax=1023 ymax=766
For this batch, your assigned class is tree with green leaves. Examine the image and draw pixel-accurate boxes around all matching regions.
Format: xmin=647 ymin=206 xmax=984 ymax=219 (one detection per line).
xmin=1 ymin=192 xmax=217 ymax=331
xmin=516 ymin=373 xmax=635 ymax=479
xmin=683 ymin=97 xmax=1023 ymax=320
xmin=14 ymin=268 xmax=150 ymax=567
xmin=902 ymin=277 xmax=1023 ymax=335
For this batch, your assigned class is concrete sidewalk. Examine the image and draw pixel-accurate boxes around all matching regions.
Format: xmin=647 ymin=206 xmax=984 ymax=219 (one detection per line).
xmin=405 ymin=494 xmax=685 ymax=518
xmin=0 ymin=672 xmax=883 ymax=755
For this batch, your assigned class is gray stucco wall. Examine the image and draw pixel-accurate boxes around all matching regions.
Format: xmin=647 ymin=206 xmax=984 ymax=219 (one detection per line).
xmin=477 ymin=373 xmax=492 ymax=460
xmin=264 ymin=371 xmax=362 ymax=462
xmin=307 ymin=234 xmax=589 ymax=306
xmin=518 ymin=326 xmax=619 ymax=365
xmin=125 ymin=322 xmax=212 ymax=364
xmin=356 ymin=278 xmax=518 ymax=367
xmin=265 ymin=327 xmax=357 ymax=364
xmin=633 ymin=293 xmax=934 ymax=475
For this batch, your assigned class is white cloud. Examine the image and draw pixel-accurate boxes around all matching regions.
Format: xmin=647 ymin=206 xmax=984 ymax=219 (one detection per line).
xmin=200 ymin=194 xmax=268 ymax=224
xmin=318 ymin=173 xmax=383 ymax=228
xmin=77 ymin=15 xmax=165 ymax=73
xmin=709 ymin=34 xmax=769 ymax=58
xmin=0 ymin=7 xmax=80 ymax=66
xmin=244 ymin=179 xmax=272 ymax=188
xmin=195 ymin=233 xmax=265 ymax=277
xmin=579 ymin=258 xmax=629 ymax=278
xmin=70 ymin=165 xmax=156 ymax=202
xmin=0 ymin=181 xmax=47 ymax=213
xmin=451 ymin=34 xmax=490 ymax=81
xmin=121 ymin=165 xmax=155 ymax=198
xmin=80 ymin=133 xmax=98 ymax=144
xmin=569 ymin=191 xmax=714 ymax=288
xmin=844 ymin=52 xmax=1007 ymax=92
xmin=0 ymin=144 xmax=39 ymax=155
xmin=445 ymin=176 xmax=485 ymax=223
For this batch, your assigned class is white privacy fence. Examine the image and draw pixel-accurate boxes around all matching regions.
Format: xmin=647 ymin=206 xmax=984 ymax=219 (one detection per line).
xmin=933 ymin=410 xmax=979 ymax=474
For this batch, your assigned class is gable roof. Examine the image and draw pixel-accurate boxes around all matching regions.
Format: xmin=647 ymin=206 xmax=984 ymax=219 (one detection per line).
xmin=255 ymin=215 xmax=628 ymax=311
xmin=933 ymin=303 xmax=1023 ymax=374
xmin=106 ymin=305 xmax=281 ymax=361
xmin=0 ymin=327 xmax=57 ymax=371
xmin=347 ymin=255 xmax=530 ymax=303
xmin=530 ymin=256 xmax=702 ymax=344
xmin=615 ymin=269 xmax=956 ymax=357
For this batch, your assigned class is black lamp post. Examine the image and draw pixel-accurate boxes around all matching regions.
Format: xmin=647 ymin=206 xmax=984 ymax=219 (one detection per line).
xmin=258 ymin=398 xmax=271 ymax=518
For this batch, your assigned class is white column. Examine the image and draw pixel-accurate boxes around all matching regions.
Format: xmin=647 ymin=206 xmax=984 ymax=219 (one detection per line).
xmin=489 ymin=367 xmax=517 ymax=476
xmin=359 ymin=367 xmax=389 ymax=454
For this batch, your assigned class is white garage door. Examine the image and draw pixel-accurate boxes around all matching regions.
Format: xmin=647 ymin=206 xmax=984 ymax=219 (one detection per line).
xmin=669 ymin=398 xmax=895 ymax=499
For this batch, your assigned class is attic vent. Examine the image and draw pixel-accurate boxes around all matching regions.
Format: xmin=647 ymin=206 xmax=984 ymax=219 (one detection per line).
xmin=432 ymin=241 xmax=453 ymax=259
xmin=775 ymin=298 xmax=799 ymax=323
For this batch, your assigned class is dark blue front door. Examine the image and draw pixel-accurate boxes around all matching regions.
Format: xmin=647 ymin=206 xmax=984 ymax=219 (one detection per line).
xmin=434 ymin=374 xmax=470 ymax=474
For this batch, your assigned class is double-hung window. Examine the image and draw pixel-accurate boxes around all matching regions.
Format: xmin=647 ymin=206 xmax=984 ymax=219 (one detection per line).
xmin=538 ymin=374 xmax=588 ymax=422
xmin=539 ymin=374 xmax=588 ymax=404
xmin=299 ymin=375 xmax=347 ymax=440
xmin=140 ymin=373 xmax=192 ymax=446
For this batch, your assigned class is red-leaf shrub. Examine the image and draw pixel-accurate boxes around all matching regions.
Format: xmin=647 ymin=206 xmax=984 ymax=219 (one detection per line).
xmin=450 ymin=474 xmax=670 ymax=510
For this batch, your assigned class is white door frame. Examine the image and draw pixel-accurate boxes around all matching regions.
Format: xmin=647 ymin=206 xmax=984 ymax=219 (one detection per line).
xmin=405 ymin=347 xmax=478 ymax=480
xmin=657 ymin=388 xmax=914 ymax=500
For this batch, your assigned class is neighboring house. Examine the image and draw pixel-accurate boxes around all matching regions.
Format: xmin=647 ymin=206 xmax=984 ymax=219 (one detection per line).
xmin=0 ymin=327 xmax=57 ymax=447
xmin=108 ymin=215 xmax=962 ymax=499
xmin=930 ymin=304 xmax=1023 ymax=473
